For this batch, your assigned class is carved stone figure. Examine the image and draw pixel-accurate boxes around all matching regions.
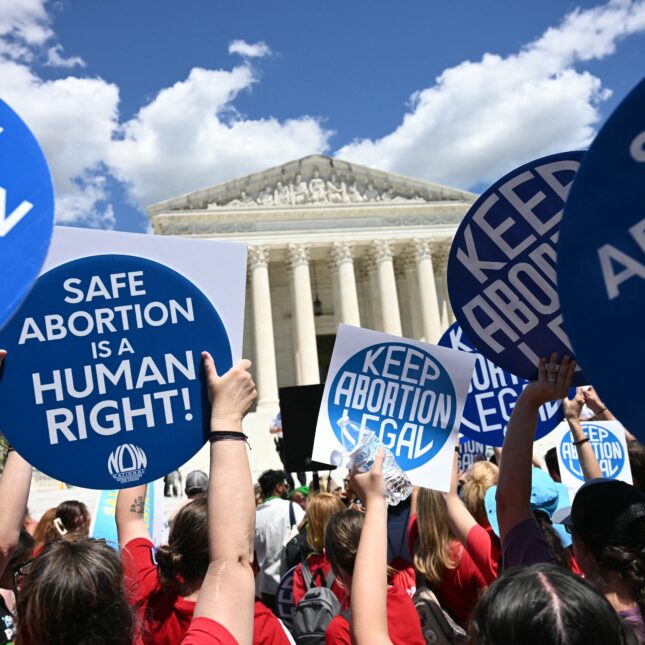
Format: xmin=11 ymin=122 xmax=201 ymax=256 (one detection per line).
xmin=326 ymin=172 xmax=346 ymax=203
xmin=347 ymin=182 xmax=364 ymax=203
xmin=309 ymin=170 xmax=327 ymax=203
xmin=274 ymin=181 xmax=292 ymax=206
xmin=258 ymin=186 xmax=274 ymax=206
xmin=293 ymin=173 xmax=309 ymax=204
xmin=363 ymin=182 xmax=380 ymax=202
xmin=225 ymin=190 xmax=256 ymax=207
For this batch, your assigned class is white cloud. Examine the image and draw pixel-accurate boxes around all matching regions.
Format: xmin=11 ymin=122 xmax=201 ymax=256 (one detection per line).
xmin=45 ymin=44 xmax=85 ymax=69
xmin=337 ymin=0 xmax=645 ymax=190
xmin=228 ymin=39 xmax=271 ymax=58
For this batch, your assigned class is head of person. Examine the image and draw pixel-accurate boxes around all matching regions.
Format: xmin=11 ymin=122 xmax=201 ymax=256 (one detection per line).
xmin=461 ymin=461 xmax=498 ymax=526
xmin=258 ymin=469 xmax=289 ymax=500
xmin=555 ymin=479 xmax=645 ymax=611
xmin=325 ymin=509 xmax=363 ymax=588
xmin=290 ymin=486 xmax=309 ymax=511
xmin=486 ymin=468 xmax=572 ymax=568
xmin=471 ymin=563 xmax=633 ymax=645
xmin=155 ymin=497 xmax=208 ymax=586
xmin=544 ymin=447 xmax=561 ymax=483
xmin=44 ymin=500 xmax=90 ymax=545
xmin=32 ymin=508 xmax=56 ymax=548
xmin=627 ymin=441 xmax=645 ymax=492
xmin=305 ymin=492 xmax=344 ymax=553
xmin=413 ymin=488 xmax=458 ymax=588
xmin=16 ymin=537 xmax=135 ymax=644
xmin=0 ymin=529 xmax=34 ymax=591
xmin=184 ymin=470 xmax=208 ymax=499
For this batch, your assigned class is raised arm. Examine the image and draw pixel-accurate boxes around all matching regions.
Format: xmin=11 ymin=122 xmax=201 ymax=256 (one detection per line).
xmin=496 ymin=354 xmax=575 ymax=542
xmin=443 ymin=446 xmax=477 ymax=545
xmin=349 ymin=449 xmax=392 ymax=645
xmin=190 ymin=353 xmax=257 ymax=644
xmin=563 ymin=388 xmax=602 ymax=481
xmin=116 ymin=483 xmax=149 ymax=547
xmin=582 ymin=386 xmax=615 ymax=421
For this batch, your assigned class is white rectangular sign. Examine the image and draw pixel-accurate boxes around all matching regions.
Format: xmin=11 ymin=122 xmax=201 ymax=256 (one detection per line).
xmin=554 ymin=419 xmax=633 ymax=499
xmin=312 ymin=324 xmax=476 ymax=491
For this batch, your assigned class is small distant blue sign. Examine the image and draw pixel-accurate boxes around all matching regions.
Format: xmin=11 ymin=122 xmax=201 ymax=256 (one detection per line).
xmin=439 ymin=323 xmax=563 ymax=446
xmin=559 ymin=78 xmax=645 ymax=442
xmin=458 ymin=439 xmax=487 ymax=471
xmin=0 ymin=99 xmax=54 ymax=331
xmin=327 ymin=342 xmax=456 ymax=470
xmin=0 ymin=254 xmax=232 ymax=489
xmin=558 ymin=423 xmax=625 ymax=481
xmin=447 ymin=151 xmax=586 ymax=384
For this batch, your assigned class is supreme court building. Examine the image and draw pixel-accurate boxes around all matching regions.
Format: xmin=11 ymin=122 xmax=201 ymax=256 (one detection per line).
xmin=148 ymin=155 xmax=477 ymax=475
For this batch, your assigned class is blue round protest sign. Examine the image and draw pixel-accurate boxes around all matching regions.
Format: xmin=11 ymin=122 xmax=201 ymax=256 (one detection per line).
xmin=558 ymin=423 xmax=626 ymax=481
xmin=327 ymin=342 xmax=456 ymax=470
xmin=0 ymin=100 xmax=54 ymax=331
xmin=559 ymin=79 xmax=645 ymax=441
xmin=447 ymin=151 xmax=586 ymax=384
xmin=0 ymin=254 xmax=232 ymax=489
xmin=438 ymin=323 xmax=564 ymax=446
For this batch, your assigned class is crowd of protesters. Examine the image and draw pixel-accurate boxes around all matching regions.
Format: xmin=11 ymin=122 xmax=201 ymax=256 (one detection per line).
xmin=0 ymin=349 xmax=643 ymax=644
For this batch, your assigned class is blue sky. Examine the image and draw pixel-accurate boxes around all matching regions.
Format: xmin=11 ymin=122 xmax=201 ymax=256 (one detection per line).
xmin=1 ymin=0 xmax=644 ymax=232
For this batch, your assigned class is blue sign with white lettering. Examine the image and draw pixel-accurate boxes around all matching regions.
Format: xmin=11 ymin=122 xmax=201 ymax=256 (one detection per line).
xmin=447 ymin=151 xmax=586 ymax=384
xmin=439 ymin=323 xmax=563 ymax=446
xmin=0 ymin=254 xmax=232 ymax=489
xmin=0 ymin=99 xmax=54 ymax=331
xmin=458 ymin=439 xmax=487 ymax=471
xmin=559 ymin=79 xmax=645 ymax=442
xmin=327 ymin=342 xmax=456 ymax=470
xmin=558 ymin=423 xmax=626 ymax=481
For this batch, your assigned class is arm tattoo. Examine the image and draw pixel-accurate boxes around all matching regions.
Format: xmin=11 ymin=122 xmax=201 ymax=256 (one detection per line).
xmin=130 ymin=496 xmax=145 ymax=514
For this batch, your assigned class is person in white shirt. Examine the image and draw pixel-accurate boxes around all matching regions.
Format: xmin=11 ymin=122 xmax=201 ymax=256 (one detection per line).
xmin=254 ymin=469 xmax=305 ymax=612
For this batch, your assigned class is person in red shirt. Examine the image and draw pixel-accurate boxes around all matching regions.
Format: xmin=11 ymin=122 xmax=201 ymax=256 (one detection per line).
xmin=324 ymin=505 xmax=424 ymax=645
xmin=292 ymin=492 xmax=346 ymax=607
xmin=409 ymin=487 xmax=487 ymax=626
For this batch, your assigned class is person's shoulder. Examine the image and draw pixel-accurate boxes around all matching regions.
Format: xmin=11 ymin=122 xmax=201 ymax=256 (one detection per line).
xmin=325 ymin=613 xmax=350 ymax=644
xmin=122 ymin=536 xmax=154 ymax=553
xmin=180 ymin=617 xmax=237 ymax=644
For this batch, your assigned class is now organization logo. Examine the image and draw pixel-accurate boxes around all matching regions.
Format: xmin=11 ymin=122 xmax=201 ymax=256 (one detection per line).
xmin=108 ymin=443 xmax=147 ymax=484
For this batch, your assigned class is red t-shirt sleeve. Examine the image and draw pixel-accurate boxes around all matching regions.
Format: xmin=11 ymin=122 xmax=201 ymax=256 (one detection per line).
xmin=253 ymin=600 xmax=291 ymax=645
xmin=180 ymin=617 xmax=238 ymax=644
xmin=465 ymin=524 xmax=498 ymax=584
xmin=121 ymin=537 xmax=161 ymax=603
xmin=325 ymin=615 xmax=351 ymax=645
xmin=292 ymin=563 xmax=305 ymax=606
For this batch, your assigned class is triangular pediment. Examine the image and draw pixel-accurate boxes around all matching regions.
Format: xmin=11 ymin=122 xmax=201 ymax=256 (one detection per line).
xmin=148 ymin=155 xmax=477 ymax=214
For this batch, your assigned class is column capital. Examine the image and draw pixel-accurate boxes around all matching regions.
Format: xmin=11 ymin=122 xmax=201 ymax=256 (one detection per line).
xmin=370 ymin=239 xmax=395 ymax=264
xmin=286 ymin=243 xmax=311 ymax=269
xmin=409 ymin=238 xmax=433 ymax=261
xmin=431 ymin=241 xmax=451 ymax=271
xmin=328 ymin=241 xmax=355 ymax=270
xmin=248 ymin=244 xmax=271 ymax=269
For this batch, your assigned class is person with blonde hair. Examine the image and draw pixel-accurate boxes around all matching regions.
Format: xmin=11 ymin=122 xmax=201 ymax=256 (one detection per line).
xmin=410 ymin=487 xmax=487 ymax=626
xmin=292 ymin=492 xmax=346 ymax=606
xmin=461 ymin=461 xmax=498 ymax=527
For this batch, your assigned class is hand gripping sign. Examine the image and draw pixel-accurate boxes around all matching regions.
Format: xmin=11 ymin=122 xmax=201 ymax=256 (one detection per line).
xmin=554 ymin=420 xmax=632 ymax=498
xmin=559 ymin=79 xmax=645 ymax=441
xmin=0 ymin=100 xmax=54 ymax=331
xmin=0 ymin=254 xmax=233 ymax=489
xmin=312 ymin=324 xmax=475 ymax=491
xmin=438 ymin=323 xmax=564 ymax=446
xmin=447 ymin=151 xmax=586 ymax=384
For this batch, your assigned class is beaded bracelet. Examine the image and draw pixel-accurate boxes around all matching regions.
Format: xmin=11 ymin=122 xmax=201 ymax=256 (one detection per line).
xmin=572 ymin=437 xmax=589 ymax=446
xmin=208 ymin=430 xmax=251 ymax=449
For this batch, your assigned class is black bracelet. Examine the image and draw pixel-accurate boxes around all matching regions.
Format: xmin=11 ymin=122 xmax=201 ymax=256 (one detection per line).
xmin=572 ymin=437 xmax=589 ymax=446
xmin=208 ymin=430 xmax=251 ymax=449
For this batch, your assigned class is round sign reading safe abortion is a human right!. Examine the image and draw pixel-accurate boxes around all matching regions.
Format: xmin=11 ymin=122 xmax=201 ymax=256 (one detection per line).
xmin=0 ymin=254 xmax=232 ymax=489
xmin=447 ymin=151 xmax=587 ymax=385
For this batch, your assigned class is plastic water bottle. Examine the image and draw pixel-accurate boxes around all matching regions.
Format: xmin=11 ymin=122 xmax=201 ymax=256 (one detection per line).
xmin=330 ymin=418 xmax=412 ymax=506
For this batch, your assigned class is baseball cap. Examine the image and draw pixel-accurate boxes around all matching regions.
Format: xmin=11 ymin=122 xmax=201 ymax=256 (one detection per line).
xmin=485 ymin=467 xmax=572 ymax=547
xmin=553 ymin=479 xmax=645 ymax=548
xmin=185 ymin=470 xmax=208 ymax=496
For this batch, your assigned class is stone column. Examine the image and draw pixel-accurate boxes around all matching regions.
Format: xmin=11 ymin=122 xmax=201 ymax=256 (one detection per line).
xmin=370 ymin=240 xmax=402 ymax=336
xmin=402 ymin=251 xmax=424 ymax=340
xmin=355 ymin=257 xmax=371 ymax=329
xmin=433 ymin=246 xmax=451 ymax=333
xmin=286 ymin=243 xmax=320 ymax=385
xmin=410 ymin=239 xmax=443 ymax=344
xmin=328 ymin=242 xmax=361 ymax=327
xmin=248 ymin=246 xmax=279 ymax=407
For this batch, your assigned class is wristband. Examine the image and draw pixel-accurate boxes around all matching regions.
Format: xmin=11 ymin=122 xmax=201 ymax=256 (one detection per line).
xmin=572 ymin=437 xmax=589 ymax=447
xmin=208 ymin=430 xmax=251 ymax=449
xmin=454 ymin=446 xmax=460 ymax=453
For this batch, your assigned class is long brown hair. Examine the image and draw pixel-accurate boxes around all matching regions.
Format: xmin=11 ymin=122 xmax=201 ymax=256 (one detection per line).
xmin=414 ymin=488 xmax=459 ymax=588
xmin=461 ymin=461 xmax=498 ymax=526
xmin=325 ymin=509 xmax=364 ymax=580
xmin=32 ymin=508 xmax=56 ymax=549
xmin=17 ymin=538 xmax=135 ymax=644
xmin=306 ymin=493 xmax=345 ymax=553
xmin=43 ymin=500 xmax=90 ymax=545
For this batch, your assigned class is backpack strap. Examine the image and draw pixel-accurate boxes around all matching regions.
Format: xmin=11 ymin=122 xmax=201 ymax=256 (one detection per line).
xmin=301 ymin=558 xmax=314 ymax=591
xmin=288 ymin=501 xmax=296 ymax=529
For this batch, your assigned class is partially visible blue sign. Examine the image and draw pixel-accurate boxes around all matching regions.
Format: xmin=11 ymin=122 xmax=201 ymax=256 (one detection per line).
xmin=327 ymin=342 xmax=457 ymax=471
xmin=447 ymin=151 xmax=586 ymax=384
xmin=458 ymin=439 xmax=486 ymax=471
xmin=0 ymin=254 xmax=232 ymax=489
xmin=559 ymin=79 xmax=645 ymax=442
xmin=0 ymin=99 xmax=54 ymax=331
xmin=439 ymin=323 xmax=564 ymax=446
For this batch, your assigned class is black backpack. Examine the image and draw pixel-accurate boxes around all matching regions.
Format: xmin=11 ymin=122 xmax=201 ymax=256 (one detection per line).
xmin=291 ymin=560 xmax=341 ymax=644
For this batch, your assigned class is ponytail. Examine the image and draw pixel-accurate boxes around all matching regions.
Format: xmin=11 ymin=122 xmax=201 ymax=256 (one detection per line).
xmin=462 ymin=461 xmax=498 ymax=526
xmin=533 ymin=511 xmax=571 ymax=570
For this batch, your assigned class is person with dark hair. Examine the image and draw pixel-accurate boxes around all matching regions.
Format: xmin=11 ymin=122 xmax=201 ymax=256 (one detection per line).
xmin=554 ymin=479 xmax=645 ymax=642
xmin=544 ymin=447 xmax=561 ymax=483
xmin=628 ymin=440 xmax=645 ymax=492
xmin=0 ymin=529 xmax=33 ymax=643
xmin=255 ymin=468 xmax=304 ymax=611
xmin=471 ymin=563 xmax=634 ymax=645
xmin=17 ymin=538 xmax=136 ymax=644
xmin=42 ymin=500 xmax=90 ymax=548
